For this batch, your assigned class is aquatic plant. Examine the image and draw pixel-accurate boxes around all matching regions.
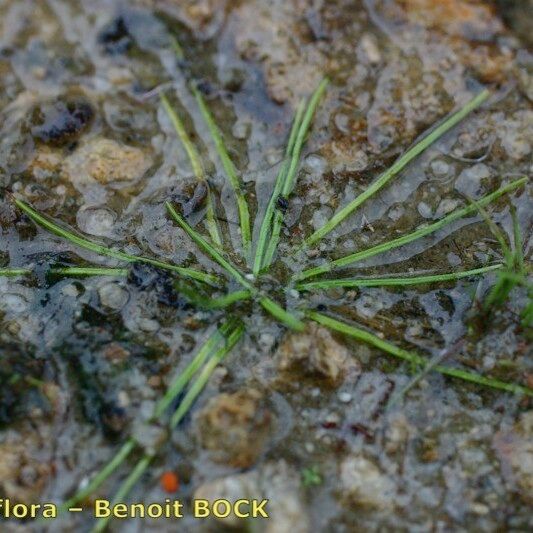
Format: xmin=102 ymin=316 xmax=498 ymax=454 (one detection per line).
xmin=4 ymin=58 xmax=532 ymax=531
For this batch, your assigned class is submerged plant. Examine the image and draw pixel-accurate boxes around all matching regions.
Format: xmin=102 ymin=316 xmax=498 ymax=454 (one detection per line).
xmin=477 ymin=205 xmax=531 ymax=324
xmin=3 ymin=56 xmax=532 ymax=530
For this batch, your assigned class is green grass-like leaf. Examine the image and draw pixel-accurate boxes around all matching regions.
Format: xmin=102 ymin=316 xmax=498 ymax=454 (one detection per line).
xmin=308 ymin=311 xmax=533 ymax=396
xmin=296 ymin=178 xmax=527 ymax=281
xmin=512 ymin=207 xmax=524 ymax=274
xmin=466 ymin=195 xmax=530 ymax=313
xmin=304 ymin=89 xmax=490 ymax=247
xmin=296 ymin=264 xmax=502 ymax=291
xmin=166 ymin=201 xmax=304 ymax=330
xmin=51 ymin=267 xmax=129 ymax=277
xmin=190 ymin=83 xmax=252 ymax=258
xmin=58 ymin=440 xmax=136 ymax=516
xmin=90 ymin=453 xmax=153 ymax=533
xmin=12 ymin=197 xmax=220 ymax=286
xmin=0 ymin=268 xmax=32 ymax=276
xmin=175 ymin=282 xmax=252 ymax=309
xmin=91 ymin=320 xmax=245 ymax=533
xmin=170 ymin=320 xmax=244 ymax=428
xmin=253 ymin=98 xmax=306 ymax=275
xmin=1 ymin=266 xmax=129 ymax=278
xmin=264 ymin=78 xmax=329 ymax=267
xmin=161 ymin=94 xmax=222 ymax=246
xmin=154 ymin=318 xmax=237 ymax=417
xmin=59 ymin=320 xmax=235 ymax=517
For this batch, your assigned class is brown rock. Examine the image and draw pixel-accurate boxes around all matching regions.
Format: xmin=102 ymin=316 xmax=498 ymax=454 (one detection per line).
xmin=195 ymin=388 xmax=273 ymax=468
xmin=62 ymin=138 xmax=153 ymax=187
xmin=275 ymin=323 xmax=360 ymax=386
xmin=102 ymin=342 xmax=130 ymax=364
xmin=397 ymin=0 xmax=503 ymax=39
xmin=194 ymin=460 xmax=309 ymax=532
xmin=0 ymin=433 xmax=52 ymax=503
xmin=339 ymin=455 xmax=396 ymax=510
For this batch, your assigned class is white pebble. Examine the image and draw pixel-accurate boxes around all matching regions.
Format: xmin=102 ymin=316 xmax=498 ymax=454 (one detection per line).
xmin=77 ymin=207 xmax=117 ymax=237
xmin=338 ymin=392 xmax=352 ymax=403
xmin=98 ymin=283 xmax=129 ymax=309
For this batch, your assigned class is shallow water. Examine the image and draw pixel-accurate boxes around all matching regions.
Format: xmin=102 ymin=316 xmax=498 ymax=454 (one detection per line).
xmin=0 ymin=0 xmax=532 ymax=531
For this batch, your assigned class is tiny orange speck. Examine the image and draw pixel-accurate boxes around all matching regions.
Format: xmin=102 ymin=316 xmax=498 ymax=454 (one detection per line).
xmin=160 ymin=471 xmax=179 ymax=493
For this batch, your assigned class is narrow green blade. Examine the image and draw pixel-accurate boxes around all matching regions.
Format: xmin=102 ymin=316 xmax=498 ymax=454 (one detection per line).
xmin=296 ymin=178 xmax=527 ymax=281
xmin=191 ymin=84 xmax=252 ymax=258
xmin=265 ymin=79 xmax=329 ymax=267
xmin=12 ymin=197 xmax=220 ymax=285
xmin=308 ymin=311 xmax=533 ymax=396
xmin=161 ymin=94 xmax=222 ymax=246
xmin=253 ymin=99 xmax=306 ymax=275
xmin=304 ymin=89 xmax=490 ymax=247
xmin=296 ymin=264 xmax=502 ymax=291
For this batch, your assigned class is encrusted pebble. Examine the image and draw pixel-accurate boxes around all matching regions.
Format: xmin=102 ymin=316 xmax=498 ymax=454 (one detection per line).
xmin=275 ymin=323 xmax=361 ymax=386
xmin=340 ymin=455 xmax=396 ymax=510
xmin=194 ymin=461 xmax=309 ymax=531
xmin=62 ymin=138 xmax=153 ymax=187
xmin=25 ymin=95 xmax=94 ymax=146
xmin=195 ymin=388 xmax=273 ymax=468
xmin=77 ymin=207 xmax=117 ymax=237
xmin=98 ymin=283 xmax=129 ymax=310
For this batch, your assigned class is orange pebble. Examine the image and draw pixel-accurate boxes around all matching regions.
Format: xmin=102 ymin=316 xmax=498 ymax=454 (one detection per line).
xmin=160 ymin=471 xmax=179 ymax=493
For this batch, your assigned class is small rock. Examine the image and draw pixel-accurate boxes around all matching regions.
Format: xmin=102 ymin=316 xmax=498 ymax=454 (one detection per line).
xmin=338 ymin=392 xmax=352 ymax=403
xmin=1 ymin=294 xmax=29 ymax=314
xmin=0 ymin=433 xmax=52 ymax=503
xmin=62 ymin=138 xmax=153 ymax=187
xmin=418 ymin=201 xmax=433 ymax=219
xmin=358 ymin=33 xmax=381 ymax=64
xmin=430 ymin=158 xmax=451 ymax=177
xmin=195 ymin=388 xmax=273 ymax=468
xmin=25 ymin=145 xmax=63 ymax=181
xmin=303 ymin=154 xmax=327 ymax=175
xmin=435 ymin=198 xmax=460 ymax=217
xmin=339 ymin=455 xmax=396 ymax=510
xmin=147 ymin=375 xmax=162 ymax=388
xmin=98 ymin=283 xmax=129 ymax=310
xmin=77 ymin=207 xmax=117 ymax=237
xmin=102 ymin=343 xmax=130 ymax=364
xmin=384 ymin=413 xmax=415 ymax=453
xmin=194 ymin=461 xmax=309 ymax=532
xmin=455 ymin=163 xmax=491 ymax=197
xmin=275 ymin=323 xmax=360 ymax=386
xmin=25 ymin=95 xmax=94 ymax=146
xmin=138 ymin=318 xmax=160 ymax=332
xmin=98 ymin=16 xmax=132 ymax=55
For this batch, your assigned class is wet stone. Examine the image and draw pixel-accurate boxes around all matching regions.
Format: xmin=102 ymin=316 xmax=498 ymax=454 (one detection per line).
xmin=98 ymin=283 xmax=129 ymax=310
xmin=62 ymin=138 xmax=153 ymax=187
xmin=194 ymin=460 xmax=309 ymax=532
xmin=195 ymin=388 xmax=273 ymax=469
xmin=339 ymin=455 xmax=396 ymax=510
xmin=25 ymin=95 xmax=94 ymax=147
xmin=455 ymin=163 xmax=492 ymax=197
xmin=275 ymin=323 xmax=361 ymax=387
xmin=0 ymin=431 xmax=52 ymax=503
xmin=97 ymin=16 xmax=132 ymax=55
xmin=76 ymin=207 xmax=117 ymax=237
